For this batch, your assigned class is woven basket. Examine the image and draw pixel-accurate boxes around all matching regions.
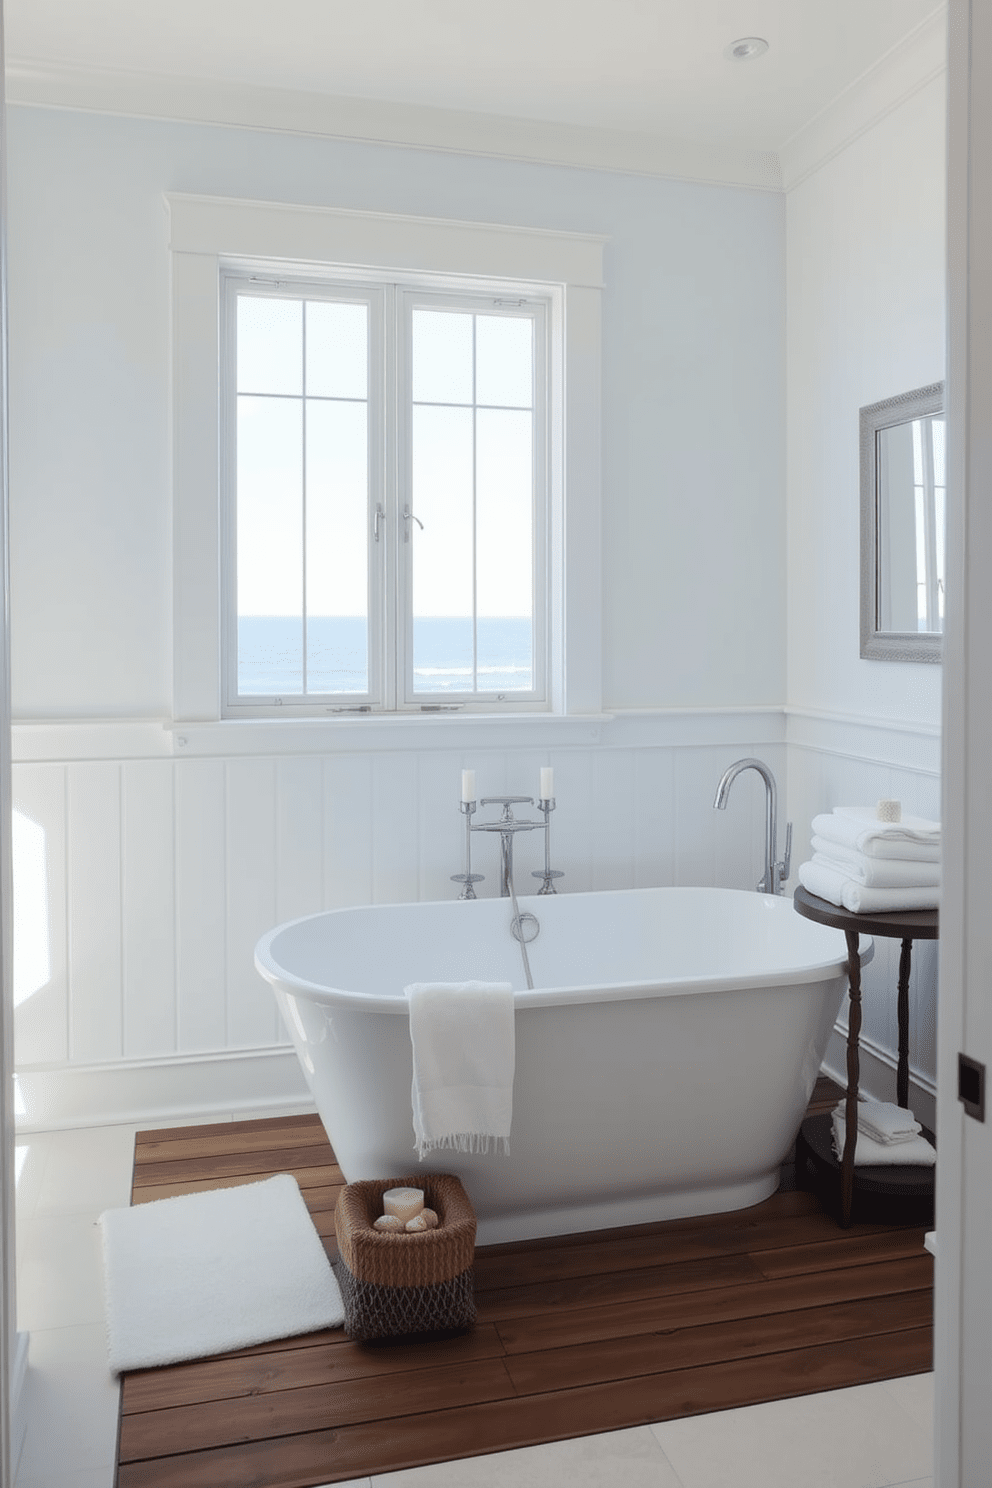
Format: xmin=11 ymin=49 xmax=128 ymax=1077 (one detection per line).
xmin=333 ymin=1173 xmax=477 ymax=1341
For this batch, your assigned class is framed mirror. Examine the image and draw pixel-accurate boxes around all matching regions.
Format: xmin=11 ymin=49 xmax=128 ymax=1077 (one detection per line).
xmin=860 ymin=381 xmax=944 ymax=662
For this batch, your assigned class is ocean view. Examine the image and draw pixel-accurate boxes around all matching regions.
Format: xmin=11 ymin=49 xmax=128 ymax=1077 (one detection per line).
xmin=237 ymin=616 xmax=533 ymax=696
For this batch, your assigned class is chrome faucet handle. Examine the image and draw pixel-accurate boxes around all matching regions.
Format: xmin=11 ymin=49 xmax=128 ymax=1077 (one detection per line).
xmin=480 ymin=796 xmax=533 ymax=806
xmin=767 ymin=822 xmax=794 ymax=895
xmin=781 ymin=821 xmax=793 ymax=884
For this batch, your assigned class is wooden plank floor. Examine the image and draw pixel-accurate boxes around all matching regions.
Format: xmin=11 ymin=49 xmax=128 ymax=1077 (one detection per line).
xmin=116 ymin=1078 xmax=933 ymax=1488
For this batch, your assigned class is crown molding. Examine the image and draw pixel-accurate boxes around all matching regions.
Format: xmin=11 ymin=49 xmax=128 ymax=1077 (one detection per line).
xmin=5 ymin=56 xmax=783 ymax=192
xmin=779 ymin=5 xmax=947 ymax=192
xmin=4 ymin=11 xmax=948 ymax=200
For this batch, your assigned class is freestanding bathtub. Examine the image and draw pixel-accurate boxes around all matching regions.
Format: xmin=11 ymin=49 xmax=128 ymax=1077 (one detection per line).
xmin=254 ymin=886 xmax=871 ymax=1245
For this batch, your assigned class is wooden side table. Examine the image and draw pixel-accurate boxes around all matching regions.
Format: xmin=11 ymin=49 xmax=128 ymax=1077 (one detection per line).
xmin=793 ymin=885 xmax=938 ymax=1226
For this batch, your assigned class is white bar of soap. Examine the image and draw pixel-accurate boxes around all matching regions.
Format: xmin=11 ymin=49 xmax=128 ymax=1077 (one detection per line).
xmin=405 ymin=1213 xmax=429 ymax=1232
xmin=383 ymin=1187 xmax=424 ymax=1224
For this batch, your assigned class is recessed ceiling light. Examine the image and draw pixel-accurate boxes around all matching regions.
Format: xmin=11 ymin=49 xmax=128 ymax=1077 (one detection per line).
xmin=725 ymin=36 xmax=769 ymax=61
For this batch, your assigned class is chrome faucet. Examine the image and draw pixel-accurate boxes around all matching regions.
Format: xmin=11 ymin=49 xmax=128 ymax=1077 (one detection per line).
xmin=713 ymin=758 xmax=792 ymax=895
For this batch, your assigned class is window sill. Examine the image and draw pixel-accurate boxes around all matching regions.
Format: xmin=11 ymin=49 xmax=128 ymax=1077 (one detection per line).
xmin=165 ymin=712 xmax=613 ymax=756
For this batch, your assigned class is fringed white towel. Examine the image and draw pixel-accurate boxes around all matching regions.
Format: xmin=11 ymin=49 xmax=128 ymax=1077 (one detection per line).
xmin=832 ymin=1105 xmax=935 ymax=1167
xmin=798 ymin=859 xmax=940 ymax=913
xmin=812 ymin=809 xmax=941 ymax=862
xmin=406 ymin=980 xmax=514 ymax=1160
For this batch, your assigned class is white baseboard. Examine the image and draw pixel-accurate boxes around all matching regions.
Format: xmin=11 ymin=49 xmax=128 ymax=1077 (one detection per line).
xmin=11 ymin=1329 xmax=29 ymax=1478
xmin=13 ymin=1047 xmax=312 ymax=1132
xmin=822 ymin=1025 xmax=937 ymax=1131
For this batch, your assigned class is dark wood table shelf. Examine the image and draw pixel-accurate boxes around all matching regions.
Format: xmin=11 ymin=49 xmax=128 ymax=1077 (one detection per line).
xmin=793 ymin=885 xmax=939 ymax=1227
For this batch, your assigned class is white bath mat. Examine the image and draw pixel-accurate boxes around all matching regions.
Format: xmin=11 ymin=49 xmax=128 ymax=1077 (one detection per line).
xmin=99 ymin=1173 xmax=343 ymax=1373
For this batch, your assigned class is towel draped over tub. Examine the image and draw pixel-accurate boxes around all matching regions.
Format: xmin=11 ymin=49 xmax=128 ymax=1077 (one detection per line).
xmin=405 ymin=981 xmax=515 ymax=1160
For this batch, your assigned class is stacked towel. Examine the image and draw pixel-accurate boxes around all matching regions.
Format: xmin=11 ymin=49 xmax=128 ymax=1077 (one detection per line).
xmin=831 ymin=1099 xmax=935 ymax=1167
xmin=405 ymin=981 xmax=515 ymax=1160
xmin=797 ymin=804 xmax=940 ymax=912
xmin=855 ymin=1099 xmax=924 ymax=1144
xmin=814 ymin=806 xmax=940 ymax=860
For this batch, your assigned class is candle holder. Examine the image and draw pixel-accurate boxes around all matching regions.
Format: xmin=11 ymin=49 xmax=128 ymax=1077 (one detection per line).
xmin=451 ymin=800 xmax=485 ymax=899
xmin=532 ymin=798 xmax=564 ymax=895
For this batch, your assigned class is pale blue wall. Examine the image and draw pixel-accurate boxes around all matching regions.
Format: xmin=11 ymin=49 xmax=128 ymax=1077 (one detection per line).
xmin=6 ymin=105 xmax=785 ymax=719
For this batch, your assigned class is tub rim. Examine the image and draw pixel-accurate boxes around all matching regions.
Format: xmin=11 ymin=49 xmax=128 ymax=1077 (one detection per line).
xmin=254 ymin=884 xmax=874 ymax=1015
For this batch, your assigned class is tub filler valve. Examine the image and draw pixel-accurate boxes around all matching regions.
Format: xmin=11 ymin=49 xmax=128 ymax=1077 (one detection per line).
xmin=452 ymin=779 xmax=563 ymax=900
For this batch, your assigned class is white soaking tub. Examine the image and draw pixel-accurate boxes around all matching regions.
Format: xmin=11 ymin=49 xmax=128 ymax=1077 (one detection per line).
xmin=255 ymin=886 xmax=870 ymax=1245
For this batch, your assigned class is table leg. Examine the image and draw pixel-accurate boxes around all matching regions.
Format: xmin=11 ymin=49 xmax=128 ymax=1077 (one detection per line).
xmin=842 ymin=928 xmax=862 ymax=1228
xmin=897 ymin=938 xmax=913 ymax=1110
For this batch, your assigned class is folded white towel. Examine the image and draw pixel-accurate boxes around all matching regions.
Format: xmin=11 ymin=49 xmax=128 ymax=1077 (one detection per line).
xmin=835 ymin=805 xmax=941 ymax=836
xmin=809 ymin=839 xmax=941 ymax=890
xmin=406 ymin=981 xmax=514 ymax=1160
xmin=832 ymin=1105 xmax=935 ymax=1166
xmin=798 ymin=859 xmax=940 ymax=913
xmin=812 ymin=811 xmax=940 ymax=863
xmin=855 ymin=1097 xmax=922 ymax=1145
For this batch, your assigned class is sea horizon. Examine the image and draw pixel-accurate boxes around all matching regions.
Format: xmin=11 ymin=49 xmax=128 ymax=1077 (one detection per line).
xmin=237 ymin=615 xmax=533 ymax=696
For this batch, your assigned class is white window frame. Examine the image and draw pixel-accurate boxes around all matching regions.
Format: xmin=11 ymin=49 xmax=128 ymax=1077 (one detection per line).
xmin=220 ymin=268 xmax=552 ymax=715
xmin=170 ymin=193 xmax=604 ymax=727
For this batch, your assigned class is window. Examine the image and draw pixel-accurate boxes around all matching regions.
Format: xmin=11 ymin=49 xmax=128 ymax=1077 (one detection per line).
xmin=222 ymin=271 xmax=549 ymax=713
xmin=169 ymin=195 xmax=604 ymax=728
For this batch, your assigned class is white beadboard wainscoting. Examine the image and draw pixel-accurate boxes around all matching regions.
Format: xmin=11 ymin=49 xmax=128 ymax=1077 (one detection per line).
xmin=787 ymin=708 xmax=941 ymax=1130
xmin=12 ymin=709 xmax=784 ymax=1128
xmin=10 ymin=706 xmax=940 ymax=1131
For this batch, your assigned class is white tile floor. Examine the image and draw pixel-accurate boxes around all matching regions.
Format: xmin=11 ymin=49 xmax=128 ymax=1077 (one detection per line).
xmin=14 ymin=1113 xmax=936 ymax=1488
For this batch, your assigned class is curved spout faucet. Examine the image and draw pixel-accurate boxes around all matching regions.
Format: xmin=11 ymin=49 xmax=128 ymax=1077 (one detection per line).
xmin=713 ymin=758 xmax=792 ymax=896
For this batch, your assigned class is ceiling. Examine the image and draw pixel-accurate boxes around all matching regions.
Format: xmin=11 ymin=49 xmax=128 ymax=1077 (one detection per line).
xmin=5 ymin=0 xmax=945 ymax=154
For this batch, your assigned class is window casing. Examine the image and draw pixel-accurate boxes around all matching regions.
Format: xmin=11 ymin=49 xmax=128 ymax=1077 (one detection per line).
xmin=170 ymin=195 xmax=604 ymax=730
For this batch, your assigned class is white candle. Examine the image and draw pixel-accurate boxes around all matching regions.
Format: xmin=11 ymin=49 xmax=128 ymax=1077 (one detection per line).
xmin=383 ymin=1187 xmax=424 ymax=1224
xmin=540 ymin=767 xmax=554 ymax=800
xmin=461 ymin=769 xmax=476 ymax=803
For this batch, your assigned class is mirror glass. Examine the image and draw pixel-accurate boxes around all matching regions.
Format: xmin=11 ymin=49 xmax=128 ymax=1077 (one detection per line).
xmin=860 ymin=382 xmax=944 ymax=662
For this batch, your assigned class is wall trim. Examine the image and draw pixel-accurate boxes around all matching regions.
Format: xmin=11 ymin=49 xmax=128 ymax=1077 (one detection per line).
xmin=14 ymin=1007 xmax=939 ymax=1139
xmin=5 ymin=59 xmax=783 ymax=193
xmin=780 ymin=6 xmax=947 ymax=192
xmin=786 ymin=703 xmax=942 ymax=738
xmin=10 ymin=706 xmax=793 ymax=762
xmin=5 ymin=13 xmax=949 ymax=200
xmin=14 ymin=1047 xmax=312 ymax=1132
xmin=13 ymin=704 xmax=938 ymax=764
xmin=786 ymin=706 xmax=941 ymax=775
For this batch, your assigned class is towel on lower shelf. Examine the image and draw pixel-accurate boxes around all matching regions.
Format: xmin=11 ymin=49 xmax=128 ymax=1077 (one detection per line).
xmin=798 ymin=859 xmax=940 ymax=913
xmin=406 ymin=981 xmax=515 ymax=1160
xmin=832 ymin=1104 xmax=935 ymax=1166
xmin=809 ymin=838 xmax=942 ymax=890
xmin=812 ymin=810 xmax=941 ymax=862
xmin=854 ymin=1097 xmax=923 ymax=1145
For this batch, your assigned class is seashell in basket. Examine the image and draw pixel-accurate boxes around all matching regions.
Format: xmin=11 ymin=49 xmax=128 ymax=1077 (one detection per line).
xmin=373 ymin=1214 xmax=405 ymax=1232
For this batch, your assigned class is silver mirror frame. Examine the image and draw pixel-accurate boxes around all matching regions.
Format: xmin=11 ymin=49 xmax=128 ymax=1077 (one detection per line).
xmin=860 ymin=381 xmax=944 ymax=663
